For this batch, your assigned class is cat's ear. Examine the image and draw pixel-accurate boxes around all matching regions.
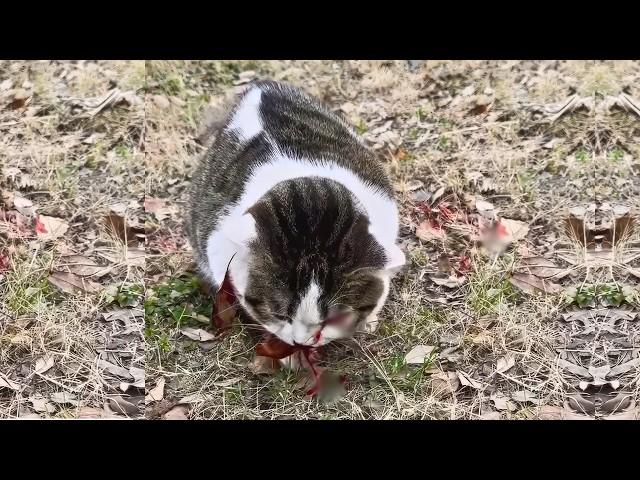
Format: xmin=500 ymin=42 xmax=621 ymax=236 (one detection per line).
xmin=384 ymin=243 xmax=406 ymax=273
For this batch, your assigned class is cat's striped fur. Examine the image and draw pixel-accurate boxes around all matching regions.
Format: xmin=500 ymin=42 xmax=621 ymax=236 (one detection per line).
xmin=187 ymin=80 xmax=404 ymax=348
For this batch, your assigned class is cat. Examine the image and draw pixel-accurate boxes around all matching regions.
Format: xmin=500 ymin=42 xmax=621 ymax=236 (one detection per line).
xmin=187 ymin=80 xmax=405 ymax=359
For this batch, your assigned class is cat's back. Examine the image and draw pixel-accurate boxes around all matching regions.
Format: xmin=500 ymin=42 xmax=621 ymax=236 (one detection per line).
xmin=188 ymin=80 xmax=396 ymax=275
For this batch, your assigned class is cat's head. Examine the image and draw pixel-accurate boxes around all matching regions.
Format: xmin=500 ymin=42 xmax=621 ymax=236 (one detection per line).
xmin=228 ymin=178 xmax=404 ymax=346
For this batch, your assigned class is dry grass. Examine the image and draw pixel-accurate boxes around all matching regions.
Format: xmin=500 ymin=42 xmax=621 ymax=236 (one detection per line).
xmin=0 ymin=61 xmax=145 ymax=418
xmin=2 ymin=60 xmax=639 ymax=420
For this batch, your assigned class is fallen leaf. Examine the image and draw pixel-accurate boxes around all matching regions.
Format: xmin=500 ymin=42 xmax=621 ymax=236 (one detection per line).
xmin=479 ymin=411 xmax=501 ymax=420
xmin=13 ymin=196 xmax=36 ymax=216
xmin=213 ymin=378 xmax=241 ymax=387
xmin=109 ymin=396 xmax=140 ymax=416
xmin=212 ymin=265 xmax=238 ymax=329
xmin=416 ymin=221 xmax=445 ymax=242
xmin=125 ymin=246 xmax=145 ymax=267
xmin=121 ymin=366 xmax=145 ymax=391
xmin=163 ymin=404 xmax=189 ymax=420
xmin=404 ymin=345 xmax=436 ymax=365
xmin=48 ymin=271 xmax=102 ymax=294
xmin=35 ymin=215 xmax=69 ymax=241
xmin=556 ymin=359 xmax=591 ymax=378
xmin=152 ymin=95 xmax=171 ymax=109
xmin=104 ymin=212 xmax=144 ymax=246
xmin=537 ymin=405 xmax=565 ymax=420
xmin=509 ymin=272 xmax=563 ymax=295
xmin=180 ymin=327 xmax=216 ymax=342
xmin=59 ymin=255 xmax=112 ymax=277
xmin=496 ymin=353 xmax=516 ymax=374
xmin=255 ymin=334 xmax=297 ymax=359
xmin=457 ymin=370 xmax=483 ymax=389
xmin=476 ymin=199 xmax=496 ymax=219
xmin=144 ymin=197 xmax=172 ymax=221
xmin=430 ymin=274 xmax=466 ymax=288
xmin=0 ymin=252 xmax=11 ymax=273
xmin=97 ymin=359 xmax=134 ymax=379
xmin=490 ymin=391 xmax=510 ymax=411
xmin=145 ymin=377 xmax=165 ymax=403
xmin=101 ymin=309 xmax=139 ymax=323
xmin=50 ymin=392 xmax=78 ymax=405
xmin=499 ymin=218 xmax=529 ymax=243
xmin=521 ymin=256 xmax=569 ymax=279
xmin=76 ymin=407 xmax=104 ymax=419
xmin=0 ymin=372 xmax=20 ymax=390
xmin=608 ymin=358 xmax=640 ymax=377
xmin=34 ymin=354 xmax=55 ymax=374
xmin=177 ymin=393 xmax=208 ymax=404
xmin=511 ymin=390 xmax=543 ymax=405
xmin=248 ymin=356 xmax=280 ymax=375
xmin=405 ymin=179 xmax=424 ymax=191
xmin=430 ymin=371 xmax=460 ymax=396
xmin=29 ymin=395 xmax=56 ymax=413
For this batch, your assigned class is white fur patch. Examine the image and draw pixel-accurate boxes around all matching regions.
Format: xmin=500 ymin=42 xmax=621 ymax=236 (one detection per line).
xmin=227 ymin=87 xmax=263 ymax=142
xmin=205 ymin=145 xmax=406 ymax=338
xmin=206 ymin=150 xmax=404 ymax=291
xmin=292 ymin=281 xmax=322 ymax=345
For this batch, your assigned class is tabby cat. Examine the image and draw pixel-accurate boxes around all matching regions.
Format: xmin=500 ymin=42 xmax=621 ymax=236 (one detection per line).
xmin=187 ymin=80 xmax=404 ymax=355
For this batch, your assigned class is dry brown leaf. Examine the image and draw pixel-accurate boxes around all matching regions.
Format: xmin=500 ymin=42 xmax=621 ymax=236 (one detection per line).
xmin=457 ymin=370 xmax=483 ymax=390
xmin=404 ymin=345 xmax=436 ymax=365
xmin=430 ymin=274 xmax=466 ymax=288
xmin=248 ymin=356 xmax=280 ymax=375
xmin=104 ymin=212 xmax=144 ymax=246
xmin=163 ymin=404 xmax=189 ymax=420
xmin=521 ymin=256 xmax=569 ymax=279
xmin=500 ymin=218 xmax=529 ymax=243
xmin=0 ymin=372 xmax=20 ymax=390
xmin=50 ymin=392 xmax=78 ymax=405
xmin=476 ymin=199 xmax=496 ymax=219
xmin=145 ymin=377 xmax=166 ymax=403
xmin=416 ymin=221 xmax=446 ymax=242
xmin=180 ymin=327 xmax=216 ymax=342
xmin=490 ymin=391 xmax=510 ymax=411
xmin=536 ymin=405 xmax=565 ymax=420
xmin=109 ymin=396 xmax=140 ymax=416
xmin=76 ymin=407 xmax=105 ymax=419
xmin=97 ymin=359 xmax=133 ymax=379
xmin=48 ymin=271 xmax=102 ymax=294
xmin=59 ymin=255 xmax=112 ymax=278
xmin=29 ymin=395 xmax=56 ymax=413
xmin=36 ymin=215 xmax=69 ymax=241
xmin=34 ymin=354 xmax=55 ymax=374
xmin=144 ymin=197 xmax=172 ymax=222
xmin=509 ymin=272 xmax=563 ymax=295
xmin=430 ymin=371 xmax=460 ymax=396
xmin=13 ymin=196 xmax=36 ymax=216
xmin=511 ymin=390 xmax=543 ymax=405
xmin=496 ymin=353 xmax=516 ymax=374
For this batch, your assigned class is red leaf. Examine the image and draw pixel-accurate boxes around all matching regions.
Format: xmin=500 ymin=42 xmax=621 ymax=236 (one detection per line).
xmin=255 ymin=333 xmax=297 ymax=359
xmin=211 ymin=260 xmax=238 ymax=330
xmin=35 ymin=216 xmax=47 ymax=234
